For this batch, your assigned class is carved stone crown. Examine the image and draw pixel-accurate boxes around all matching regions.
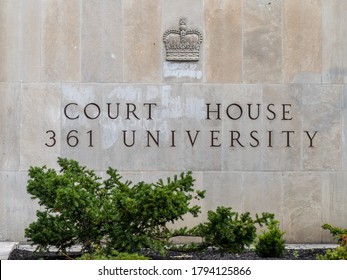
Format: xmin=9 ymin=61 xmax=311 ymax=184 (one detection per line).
xmin=163 ymin=18 xmax=203 ymax=61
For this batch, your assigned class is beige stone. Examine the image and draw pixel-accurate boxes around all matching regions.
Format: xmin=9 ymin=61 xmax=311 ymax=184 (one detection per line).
xmin=202 ymin=172 xmax=243 ymax=221
xmin=302 ymin=85 xmax=342 ymax=170
xmin=222 ymin=85 xmax=262 ymax=170
xmin=0 ymin=0 xmax=40 ymax=82
xmin=262 ymin=85 xmax=302 ymax=171
xmin=0 ymin=172 xmax=38 ymax=241
xmin=282 ymin=173 xmax=322 ymax=243
xmin=243 ymin=172 xmax=282 ymax=221
xmin=181 ymin=84 xmax=223 ymax=171
xmin=42 ymin=0 xmax=81 ymax=82
xmin=61 ymin=83 xmax=107 ymax=170
xmin=283 ymin=0 xmax=322 ymax=83
xmin=343 ymin=85 xmax=347 ymax=170
xmin=124 ymin=0 xmax=162 ymax=82
xmin=82 ymin=0 xmax=123 ymax=82
xmin=322 ymin=1 xmax=347 ymax=83
xmin=321 ymin=173 xmax=347 ymax=242
xmin=243 ymin=0 xmax=283 ymax=83
xmin=204 ymin=0 xmax=242 ymax=83
xmin=0 ymin=83 xmax=20 ymax=170
xmin=20 ymin=84 xmax=61 ymax=170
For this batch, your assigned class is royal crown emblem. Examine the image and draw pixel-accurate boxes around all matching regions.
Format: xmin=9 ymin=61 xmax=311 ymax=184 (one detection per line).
xmin=163 ymin=18 xmax=203 ymax=62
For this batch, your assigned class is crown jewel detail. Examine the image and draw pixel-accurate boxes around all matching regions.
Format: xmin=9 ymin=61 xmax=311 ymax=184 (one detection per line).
xmin=163 ymin=18 xmax=203 ymax=61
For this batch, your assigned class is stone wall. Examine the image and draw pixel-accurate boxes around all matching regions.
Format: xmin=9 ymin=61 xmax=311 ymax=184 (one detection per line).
xmin=1 ymin=0 xmax=347 ymax=243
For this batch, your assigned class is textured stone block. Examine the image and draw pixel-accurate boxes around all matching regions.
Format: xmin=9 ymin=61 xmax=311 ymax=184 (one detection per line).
xmin=0 ymin=172 xmax=38 ymax=241
xmin=322 ymin=0 xmax=347 ymax=83
xmin=222 ymin=85 xmax=262 ymax=170
xmin=283 ymin=0 xmax=322 ymax=83
xmin=302 ymin=85 xmax=341 ymax=170
xmin=322 ymin=173 xmax=347 ymax=242
xmin=181 ymin=84 xmax=223 ymax=171
xmin=0 ymin=0 xmax=40 ymax=82
xmin=0 ymin=83 xmax=20 ymax=170
xmin=202 ymin=172 xmax=243 ymax=221
xmin=282 ymin=173 xmax=322 ymax=243
xmin=343 ymin=86 xmax=347 ymax=170
xmin=262 ymin=85 xmax=302 ymax=171
xmin=124 ymin=0 xmax=162 ymax=82
xmin=243 ymin=172 xmax=282 ymax=219
xmin=243 ymin=0 xmax=283 ymax=83
xmin=42 ymin=0 xmax=81 ymax=81
xmin=82 ymin=0 xmax=123 ymax=82
xmin=20 ymin=84 xmax=61 ymax=170
xmin=61 ymin=84 xmax=106 ymax=170
xmin=204 ymin=0 xmax=242 ymax=83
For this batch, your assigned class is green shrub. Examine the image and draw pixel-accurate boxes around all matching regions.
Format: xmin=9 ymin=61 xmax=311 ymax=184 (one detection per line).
xmin=254 ymin=218 xmax=285 ymax=258
xmin=77 ymin=248 xmax=149 ymax=260
xmin=193 ymin=206 xmax=274 ymax=254
xmin=25 ymin=158 xmax=205 ymax=255
xmin=317 ymin=224 xmax=347 ymax=260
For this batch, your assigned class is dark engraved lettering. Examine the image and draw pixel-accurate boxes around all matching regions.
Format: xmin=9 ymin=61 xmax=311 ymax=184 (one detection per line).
xmin=305 ymin=131 xmax=318 ymax=147
xmin=282 ymin=104 xmax=293 ymax=120
xmin=210 ymin=130 xmax=221 ymax=147
xmin=230 ymin=131 xmax=245 ymax=147
xmin=206 ymin=103 xmax=221 ymax=120
xmin=64 ymin=103 xmax=79 ymax=120
xmin=171 ymin=130 xmax=176 ymax=147
xmin=144 ymin=103 xmax=157 ymax=120
xmin=67 ymin=130 xmax=79 ymax=147
xmin=84 ymin=103 xmax=101 ymax=120
xmin=107 ymin=103 xmax=120 ymax=119
xmin=282 ymin=131 xmax=295 ymax=147
xmin=186 ymin=131 xmax=200 ymax=147
xmin=123 ymin=130 xmax=136 ymax=147
xmin=250 ymin=130 xmax=260 ymax=147
xmin=45 ymin=130 xmax=56 ymax=147
xmin=226 ymin=104 xmax=243 ymax=120
xmin=248 ymin=104 xmax=261 ymax=120
xmin=266 ymin=104 xmax=276 ymax=120
xmin=146 ymin=130 xmax=160 ymax=147
xmin=268 ymin=130 xmax=273 ymax=147
xmin=126 ymin=103 xmax=140 ymax=120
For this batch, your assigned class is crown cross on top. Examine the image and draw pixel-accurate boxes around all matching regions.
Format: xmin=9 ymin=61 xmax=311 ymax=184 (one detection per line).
xmin=163 ymin=18 xmax=203 ymax=62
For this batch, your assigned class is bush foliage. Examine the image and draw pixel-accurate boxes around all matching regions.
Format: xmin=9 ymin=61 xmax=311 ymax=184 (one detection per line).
xmin=25 ymin=158 xmax=205 ymax=254
xmin=317 ymin=224 xmax=347 ymax=260
xmin=254 ymin=218 xmax=285 ymax=258
xmin=192 ymin=206 xmax=274 ymax=254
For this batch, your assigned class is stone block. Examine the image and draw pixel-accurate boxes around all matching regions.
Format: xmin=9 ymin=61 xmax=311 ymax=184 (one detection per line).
xmin=181 ymin=84 xmax=223 ymax=171
xmin=202 ymin=172 xmax=243 ymax=221
xmin=243 ymin=172 xmax=282 ymax=220
xmin=82 ymin=0 xmax=123 ymax=82
xmin=343 ymin=85 xmax=347 ymax=171
xmin=222 ymin=85 xmax=262 ymax=170
xmin=262 ymin=85 xmax=302 ymax=171
xmin=302 ymin=85 xmax=342 ymax=170
xmin=20 ymin=84 xmax=61 ymax=170
xmin=0 ymin=0 xmax=40 ymax=82
xmin=243 ymin=0 xmax=283 ymax=83
xmin=282 ymin=173 xmax=322 ymax=243
xmin=322 ymin=0 xmax=347 ymax=83
xmin=123 ymin=0 xmax=162 ymax=82
xmin=0 ymin=83 xmax=20 ymax=170
xmin=322 ymin=173 xmax=347 ymax=242
xmin=283 ymin=0 xmax=322 ymax=83
xmin=0 ymin=172 xmax=38 ymax=241
xmin=61 ymin=83 xmax=106 ymax=170
xmin=204 ymin=0 xmax=242 ymax=83
xmin=42 ymin=0 xmax=81 ymax=82
xmin=162 ymin=0 xmax=204 ymax=82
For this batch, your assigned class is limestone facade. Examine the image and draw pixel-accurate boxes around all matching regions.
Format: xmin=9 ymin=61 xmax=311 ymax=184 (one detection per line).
xmin=1 ymin=0 xmax=347 ymax=243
